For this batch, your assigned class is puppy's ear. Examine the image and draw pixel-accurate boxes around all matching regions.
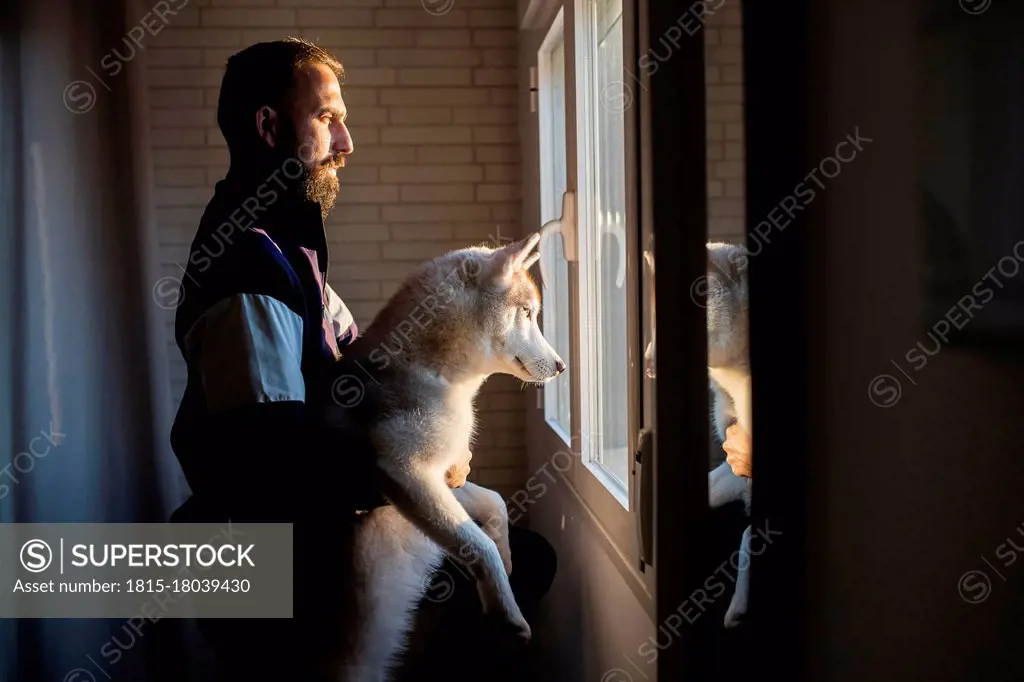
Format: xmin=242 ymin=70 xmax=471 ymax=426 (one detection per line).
xmin=725 ymin=244 xmax=749 ymax=278
xmin=510 ymin=232 xmax=541 ymax=268
xmin=520 ymin=251 xmax=541 ymax=272
xmin=706 ymin=242 xmax=749 ymax=282
xmin=486 ymin=232 xmax=542 ymax=283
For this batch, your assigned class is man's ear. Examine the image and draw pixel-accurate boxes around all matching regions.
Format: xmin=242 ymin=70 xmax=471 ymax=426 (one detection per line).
xmin=255 ymin=105 xmax=281 ymax=149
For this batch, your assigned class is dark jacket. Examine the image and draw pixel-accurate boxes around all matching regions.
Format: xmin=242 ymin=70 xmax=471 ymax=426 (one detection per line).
xmin=170 ymin=165 xmax=378 ymax=520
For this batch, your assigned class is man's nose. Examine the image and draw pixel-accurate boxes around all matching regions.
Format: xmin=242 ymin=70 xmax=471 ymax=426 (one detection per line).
xmin=335 ymin=124 xmax=354 ymax=156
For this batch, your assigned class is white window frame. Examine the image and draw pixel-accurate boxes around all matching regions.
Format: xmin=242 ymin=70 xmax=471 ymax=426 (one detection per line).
xmin=530 ymin=0 xmax=651 ymax=601
xmin=537 ymin=8 xmax=573 ymax=444
xmin=574 ymin=0 xmax=632 ymax=509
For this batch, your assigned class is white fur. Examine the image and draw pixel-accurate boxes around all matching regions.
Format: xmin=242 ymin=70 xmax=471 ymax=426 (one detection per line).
xmin=453 ymin=481 xmax=514 ymax=576
xmin=326 ymin=233 xmax=563 ymax=681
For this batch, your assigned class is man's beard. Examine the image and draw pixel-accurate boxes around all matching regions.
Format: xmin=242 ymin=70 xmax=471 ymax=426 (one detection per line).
xmin=273 ymin=124 xmax=343 ymax=219
xmin=298 ymin=163 xmax=341 ymax=219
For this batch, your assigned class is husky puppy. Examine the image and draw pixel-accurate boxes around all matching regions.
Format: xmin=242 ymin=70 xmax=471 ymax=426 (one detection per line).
xmin=705 ymin=241 xmax=753 ymax=628
xmin=324 ymin=233 xmax=565 ymax=682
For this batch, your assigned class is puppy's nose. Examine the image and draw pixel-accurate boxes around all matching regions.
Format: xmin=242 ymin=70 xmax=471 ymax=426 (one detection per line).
xmin=555 ymin=359 xmax=566 ymax=374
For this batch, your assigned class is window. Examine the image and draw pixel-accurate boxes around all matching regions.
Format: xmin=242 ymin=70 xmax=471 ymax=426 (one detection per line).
xmin=538 ymin=10 xmax=572 ymax=440
xmin=528 ymin=0 xmax=645 ymax=581
xmin=575 ymin=0 xmax=630 ymax=505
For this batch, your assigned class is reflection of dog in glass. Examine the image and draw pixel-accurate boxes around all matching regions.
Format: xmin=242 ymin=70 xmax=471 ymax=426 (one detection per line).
xmin=704 ymin=241 xmax=753 ymax=628
xmin=641 ymin=240 xmax=753 ymax=627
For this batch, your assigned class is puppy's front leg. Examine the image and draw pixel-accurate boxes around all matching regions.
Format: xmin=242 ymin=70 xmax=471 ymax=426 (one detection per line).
xmin=724 ymin=525 xmax=752 ymax=628
xmin=376 ymin=457 xmax=530 ymax=643
xmin=452 ymin=482 xmax=512 ymax=576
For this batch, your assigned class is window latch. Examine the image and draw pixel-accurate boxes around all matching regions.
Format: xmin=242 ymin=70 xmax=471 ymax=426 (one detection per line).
xmin=539 ymin=190 xmax=577 ymax=262
xmin=529 ymin=66 xmax=538 ymax=113
xmin=635 ymin=425 xmax=655 ymax=570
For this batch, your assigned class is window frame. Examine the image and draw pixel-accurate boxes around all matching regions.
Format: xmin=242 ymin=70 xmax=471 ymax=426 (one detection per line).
xmin=574 ymin=0 xmax=631 ymax=508
xmin=537 ymin=8 xmax=573 ymax=443
xmin=530 ymin=0 xmax=652 ymax=603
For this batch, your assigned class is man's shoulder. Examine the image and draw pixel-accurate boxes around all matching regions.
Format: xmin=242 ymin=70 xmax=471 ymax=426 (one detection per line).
xmin=175 ymin=222 xmax=304 ymax=340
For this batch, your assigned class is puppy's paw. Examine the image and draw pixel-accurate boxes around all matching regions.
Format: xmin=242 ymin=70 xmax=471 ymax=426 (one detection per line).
xmin=724 ymin=588 xmax=748 ymax=628
xmin=504 ymin=611 xmax=532 ymax=644
xmin=475 ymin=584 xmax=531 ymax=644
xmin=488 ymin=610 xmax=531 ymax=650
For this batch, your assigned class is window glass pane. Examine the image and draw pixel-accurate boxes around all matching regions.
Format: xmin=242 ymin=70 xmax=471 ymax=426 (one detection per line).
xmin=703 ymin=0 xmax=753 ymax=636
xmin=580 ymin=0 xmax=630 ymax=494
xmin=539 ymin=21 xmax=571 ymax=437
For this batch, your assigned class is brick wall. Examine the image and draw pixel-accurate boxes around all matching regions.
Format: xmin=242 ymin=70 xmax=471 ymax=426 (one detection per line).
xmin=704 ymin=0 xmax=745 ymax=243
xmin=147 ymin=0 xmax=526 ymax=496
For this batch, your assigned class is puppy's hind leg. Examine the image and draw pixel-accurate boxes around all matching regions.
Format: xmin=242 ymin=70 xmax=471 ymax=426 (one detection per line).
xmin=452 ymin=481 xmax=512 ymax=576
xmin=337 ymin=508 xmax=443 ymax=682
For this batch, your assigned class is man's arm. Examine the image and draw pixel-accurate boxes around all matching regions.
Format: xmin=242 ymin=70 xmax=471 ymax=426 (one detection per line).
xmin=191 ymin=293 xmax=306 ymax=411
xmin=181 ymin=292 xmax=324 ymax=515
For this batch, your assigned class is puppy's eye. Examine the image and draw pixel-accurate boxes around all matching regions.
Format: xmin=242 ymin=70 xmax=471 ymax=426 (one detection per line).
xmin=522 ymin=306 xmax=531 ymax=317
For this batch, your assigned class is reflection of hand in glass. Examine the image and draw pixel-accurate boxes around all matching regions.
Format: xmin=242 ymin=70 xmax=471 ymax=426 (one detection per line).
xmin=722 ymin=423 xmax=752 ymax=478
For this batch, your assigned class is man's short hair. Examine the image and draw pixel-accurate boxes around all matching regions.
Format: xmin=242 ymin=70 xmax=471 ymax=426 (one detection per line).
xmin=216 ymin=37 xmax=343 ymax=159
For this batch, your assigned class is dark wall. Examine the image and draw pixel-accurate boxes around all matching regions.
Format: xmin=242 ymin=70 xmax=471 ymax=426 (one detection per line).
xmin=747 ymin=0 xmax=1024 ymax=679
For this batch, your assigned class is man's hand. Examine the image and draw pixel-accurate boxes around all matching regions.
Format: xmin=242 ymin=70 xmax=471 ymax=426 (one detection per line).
xmin=722 ymin=423 xmax=752 ymax=478
xmin=445 ymin=450 xmax=472 ymax=488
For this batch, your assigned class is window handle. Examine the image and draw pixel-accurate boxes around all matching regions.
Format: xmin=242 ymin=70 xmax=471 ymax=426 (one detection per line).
xmin=635 ymin=425 xmax=655 ymax=569
xmin=540 ymin=190 xmax=577 ymax=263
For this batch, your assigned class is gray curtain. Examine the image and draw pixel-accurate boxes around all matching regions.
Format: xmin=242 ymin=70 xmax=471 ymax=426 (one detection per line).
xmin=1 ymin=0 xmax=208 ymax=678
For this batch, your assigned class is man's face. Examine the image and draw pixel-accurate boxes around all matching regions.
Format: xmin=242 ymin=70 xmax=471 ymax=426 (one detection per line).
xmin=280 ymin=62 xmax=353 ymax=215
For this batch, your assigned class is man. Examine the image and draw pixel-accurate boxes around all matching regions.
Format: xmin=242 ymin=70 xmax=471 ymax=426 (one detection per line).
xmin=169 ymin=38 xmax=366 ymax=680
xmin=171 ymin=38 xmax=358 ymax=519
